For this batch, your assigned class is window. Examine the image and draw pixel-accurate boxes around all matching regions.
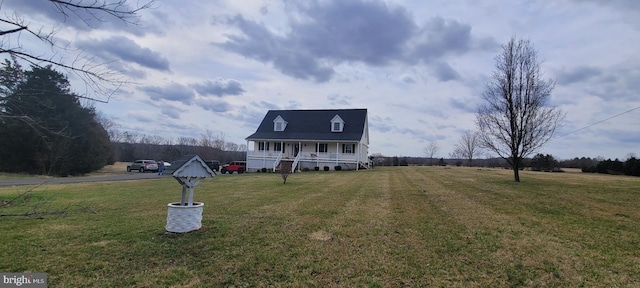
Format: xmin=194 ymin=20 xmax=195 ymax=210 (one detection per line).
xmin=316 ymin=143 xmax=328 ymax=153
xmin=273 ymin=115 xmax=287 ymax=131
xmin=274 ymin=142 xmax=283 ymax=152
xmin=258 ymin=142 xmax=270 ymax=151
xmin=342 ymin=144 xmax=355 ymax=154
xmin=331 ymin=115 xmax=344 ymax=132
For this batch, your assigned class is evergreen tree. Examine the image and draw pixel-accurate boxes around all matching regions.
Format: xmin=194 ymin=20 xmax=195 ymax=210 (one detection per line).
xmin=531 ymin=153 xmax=558 ymax=171
xmin=0 ymin=64 xmax=113 ymax=175
xmin=623 ymin=157 xmax=640 ymax=177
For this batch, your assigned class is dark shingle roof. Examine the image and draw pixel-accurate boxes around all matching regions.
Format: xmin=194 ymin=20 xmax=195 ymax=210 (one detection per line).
xmin=246 ymin=109 xmax=367 ymax=141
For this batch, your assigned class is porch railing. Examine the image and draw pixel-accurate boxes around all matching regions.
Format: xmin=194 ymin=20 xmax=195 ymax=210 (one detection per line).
xmin=291 ymin=153 xmax=301 ymax=173
xmin=273 ymin=152 xmax=283 ymax=171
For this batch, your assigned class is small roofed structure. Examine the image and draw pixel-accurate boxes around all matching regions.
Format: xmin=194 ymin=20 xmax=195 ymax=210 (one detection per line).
xmin=166 ymin=154 xmax=216 ymax=233
xmin=171 ymin=154 xmax=216 ymax=206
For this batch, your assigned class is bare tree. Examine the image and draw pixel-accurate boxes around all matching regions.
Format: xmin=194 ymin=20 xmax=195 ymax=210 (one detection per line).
xmin=224 ymin=142 xmax=239 ymax=152
xmin=213 ymin=132 xmax=226 ymax=150
xmin=149 ymin=135 xmax=164 ymax=145
xmin=95 ymin=111 xmax=121 ymax=141
xmin=122 ymin=131 xmax=140 ymax=143
xmin=452 ymin=131 xmax=482 ymax=166
xmin=476 ymin=37 xmax=564 ymax=182
xmin=176 ymin=137 xmax=193 ymax=146
xmin=626 ymin=152 xmax=637 ymax=161
xmin=0 ymin=0 xmax=155 ymax=103
xmin=199 ymin=129 xmax=216 ymax=147
xmin=423 ymin=141 xmax=440 ymax=166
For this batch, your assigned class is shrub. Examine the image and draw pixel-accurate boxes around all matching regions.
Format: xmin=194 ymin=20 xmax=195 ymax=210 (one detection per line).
xmin=323 ymin=166 xmax=330 ymax=171
xmin=261 ymin=168 xmax=267 ymax=173
xmin=334 ymin=165 xmax=342 ymax=171
xmin=314 ymin=166 xmax=320 ymax=171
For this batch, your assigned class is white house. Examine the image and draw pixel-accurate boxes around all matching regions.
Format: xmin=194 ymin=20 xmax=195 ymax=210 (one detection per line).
xmin=245 ymin=109 xmax=370 ymax=172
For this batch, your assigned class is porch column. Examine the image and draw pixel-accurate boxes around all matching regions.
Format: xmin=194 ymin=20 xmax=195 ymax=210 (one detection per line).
xmin=316 ymin=142 xmax=319 ymax=167
xmin=245 ymin=140 xmax=249 ymax=164
xmin=336 ymin=142 xmax=339 ymax=165
xmin=263 ymin=141 xmax=266 ymax=169
xmin=298 ymin=141 xmax=302 ymax=172
xmin=356 ymin=142 xmax=360 ymax=171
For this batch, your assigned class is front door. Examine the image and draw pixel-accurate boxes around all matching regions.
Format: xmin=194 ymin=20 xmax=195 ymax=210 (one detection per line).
xmin=294 ymin=144 xmax=300 ymax=157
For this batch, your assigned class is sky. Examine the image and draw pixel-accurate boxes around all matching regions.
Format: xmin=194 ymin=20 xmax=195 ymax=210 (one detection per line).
xmin=3 ymin=0 xmax=639 ymax=160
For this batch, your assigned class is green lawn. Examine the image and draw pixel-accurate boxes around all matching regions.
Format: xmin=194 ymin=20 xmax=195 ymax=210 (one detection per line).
xmin=1 ymin=167 xmax=639 ymax=287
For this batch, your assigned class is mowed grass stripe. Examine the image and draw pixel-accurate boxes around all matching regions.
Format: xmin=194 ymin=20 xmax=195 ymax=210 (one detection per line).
xmin=390 ymin=167 xmax=518 ymax=285
xmin=427 ymin=167 xmax=640 ymax=285
xmin=1 ymin=167 xmax=639 ymax=286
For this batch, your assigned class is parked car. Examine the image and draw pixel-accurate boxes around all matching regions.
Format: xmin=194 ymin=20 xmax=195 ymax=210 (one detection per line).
xmin=127 ymin=160 xmax=158 ymax=173
xmin=220 ymin=161 xmax=246 ymax=174
xmin=205 ymin=160 xmax=220 ymax=172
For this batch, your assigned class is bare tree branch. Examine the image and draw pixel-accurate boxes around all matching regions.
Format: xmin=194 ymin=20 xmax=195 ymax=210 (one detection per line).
xmin=0 ymin=0 xmax=154 ymax=102
xmin=0 ymin=184 xmax=98 ymax=218
xmin=50 ymin=0 xmax=154 ymax=27
xmin=0 ymin=184 xmax=63 ymax=218
xmin=0 ymin=209 xmax=67 ymax=217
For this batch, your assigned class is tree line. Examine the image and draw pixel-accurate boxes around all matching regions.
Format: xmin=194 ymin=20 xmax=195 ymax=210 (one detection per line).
xmin=373 ymin=153 xmax=640 ymax=178
xmin=111 ymin=142 xmax=246 ymax=166
xmin=581 ymin=157 xmax=640 ymax=177
xmin=105 ymin=128 xmax=247 ymax=164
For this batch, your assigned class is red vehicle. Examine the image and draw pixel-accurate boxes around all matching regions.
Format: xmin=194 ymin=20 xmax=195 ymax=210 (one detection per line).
xmin=220 ymin=161 xmax=246 ymax=174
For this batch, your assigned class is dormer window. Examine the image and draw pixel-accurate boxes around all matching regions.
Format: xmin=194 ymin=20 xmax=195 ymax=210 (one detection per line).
xmin=331 ymin=115 xmax=344 ymax=132
xmin=273 ymin=115 xmax=287 ymax=131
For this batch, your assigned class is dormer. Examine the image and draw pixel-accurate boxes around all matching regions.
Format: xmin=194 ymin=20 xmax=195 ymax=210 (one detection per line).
xmin=331 ymin=115 xmax=344 ymax=132
xmin=273 ymin=115 xmax=287 ymax=131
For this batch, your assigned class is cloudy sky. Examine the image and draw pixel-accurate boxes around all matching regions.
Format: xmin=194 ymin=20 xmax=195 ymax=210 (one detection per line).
xmin=4 ymin=0 xmax=640 ymax=160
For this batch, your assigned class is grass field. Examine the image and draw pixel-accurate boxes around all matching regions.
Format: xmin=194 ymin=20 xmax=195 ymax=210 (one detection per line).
xmin=1 ymin=166 xmax=639 ymax=287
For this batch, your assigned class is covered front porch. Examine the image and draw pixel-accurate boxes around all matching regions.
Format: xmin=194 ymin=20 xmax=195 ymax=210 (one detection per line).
xmin=246 ymin=140 xmax=369 ymax=172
